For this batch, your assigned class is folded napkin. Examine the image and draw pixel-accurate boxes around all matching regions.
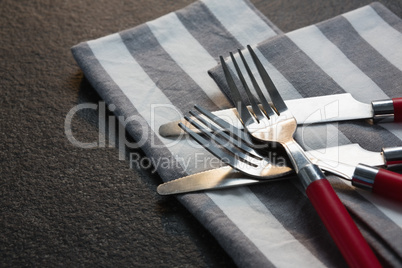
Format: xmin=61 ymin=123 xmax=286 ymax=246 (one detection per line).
xmin=209 ymin=1 xmax=402 ymax=265
xmin=72 ymin=0 xmax=402 ymax=267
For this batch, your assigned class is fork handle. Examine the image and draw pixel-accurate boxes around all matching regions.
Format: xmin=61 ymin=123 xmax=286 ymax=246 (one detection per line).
xmin=303 ymin=166 xmax=381 ymax=268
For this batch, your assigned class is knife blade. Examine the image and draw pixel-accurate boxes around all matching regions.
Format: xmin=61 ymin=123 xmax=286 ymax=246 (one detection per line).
xmin=159 ymin=93 xmax=402 ymax=137
xmin=157 ymin=165 xmax=294 ymax=195
xmin=157 ymin=144 xmax=402 ymax=195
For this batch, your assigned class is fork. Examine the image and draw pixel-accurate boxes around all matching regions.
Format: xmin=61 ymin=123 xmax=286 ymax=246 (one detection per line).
xmin=218 ymin=45 xmax=381 ymax=268
xmin=181 ymin=104 xmax=292 ymax=178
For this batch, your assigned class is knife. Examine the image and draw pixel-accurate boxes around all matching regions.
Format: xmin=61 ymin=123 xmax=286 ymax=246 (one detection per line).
xmin=159 ymin=93 xmax=402 ymax=137
xmin=157 ymin=144 xmax=402 ymax=201
xmin=156 ymin=165 xmax=294 ymax=195
xmin=313 ymin=160 xmax=402 ymax=203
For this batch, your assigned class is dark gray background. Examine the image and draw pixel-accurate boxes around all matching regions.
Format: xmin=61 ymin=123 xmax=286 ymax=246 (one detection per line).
xmin=2 ymin=0 xmax=402 ymax=266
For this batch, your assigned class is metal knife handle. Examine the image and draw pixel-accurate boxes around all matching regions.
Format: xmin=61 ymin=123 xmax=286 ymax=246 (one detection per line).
xmin=306 ymin=178 xmax=382 ymax=268
xmin=382 ymin=146 xmax=402 ymax=165
xmin=352 ymin=164 xmax=402 ymax=202
xmin=372 ymin=97 xmax=402 ymax=122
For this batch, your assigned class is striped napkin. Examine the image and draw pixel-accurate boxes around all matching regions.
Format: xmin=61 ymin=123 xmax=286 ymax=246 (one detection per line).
xmin=208 ymin=2 xmax=402 ymax=266
xmin=71 ymin=0 xmax=402 ymax=266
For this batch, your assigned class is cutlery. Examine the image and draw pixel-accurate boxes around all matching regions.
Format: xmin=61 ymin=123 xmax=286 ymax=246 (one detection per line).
xmin=218 ymin=45 xmax=380 ymax=267
xmin=314 ymin=159 xmax=402 ymax=202
xmin=172 ymin=88 xmax=402 ymax=200
xmin=157 ymin=166 xmax=288 ymax=195
xmin=159 ymin=94 xmax=402 ymax=137
xmin=157 ymin=144 xmax=402 ymax=197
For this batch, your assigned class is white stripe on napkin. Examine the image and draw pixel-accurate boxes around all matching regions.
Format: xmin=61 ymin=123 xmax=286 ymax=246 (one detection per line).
xmin=202 ymin=0 xmax=277 ymax=45
xmin=146 ymin=13 xmax=229 ymax=109
xmin=87 ymin=32 xmax=324 ymax=267
xmin=87 ymin=34 xmax=202 ymax=169
xmin=343 ymin=6 xmax=402 ymax=71
xmin=286 ymin=25 xmax=388 ymax=103
xmin=380 ymin=124 xmax=402 ymax=144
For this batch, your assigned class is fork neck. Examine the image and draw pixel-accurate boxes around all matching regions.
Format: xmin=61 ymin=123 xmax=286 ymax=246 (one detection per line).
xmin=282 ymin=140 xmax=324 ymax=189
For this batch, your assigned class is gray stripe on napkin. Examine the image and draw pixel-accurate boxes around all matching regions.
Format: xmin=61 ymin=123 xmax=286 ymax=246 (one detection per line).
xmin=372 ymin=2 xmax=402 ymax=33
xmin=179 ymin=192 xmax=275 ymax=268
xmin=337 ymin=122 xmax=402 ymax=152
xmin=257 ymin=37 xmax=346 ymax=98
xmin=72 ymin=43 xmax=142 ymax=125
xmin=176 ymin=1 xmax=243 ymax=59
xmin=241 ymin=0 xmax=282 ymax=34
xmin=317 ymin=16 xmax=402 ymax=96
xmin=207 ymin=65 xmax=232 ymax=101
xmin=119 ymin=25 xmax=219 ymax=112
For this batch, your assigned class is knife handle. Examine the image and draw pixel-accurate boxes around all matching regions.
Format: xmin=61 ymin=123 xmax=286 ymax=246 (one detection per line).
xmin=382 ymin=146 xmax=402 ymax=165
xmin=372 ymin=97 xmax=402 ymax=122
xmin=393 ymin=98 xmax=402 ymax=122
xmin=352 ymin=164 xmax=402 ymax=202
xmin=306 ymin=178 xmax=381 ymax=268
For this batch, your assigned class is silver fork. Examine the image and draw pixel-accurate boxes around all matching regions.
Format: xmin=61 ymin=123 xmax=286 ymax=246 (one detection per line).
xmin=219 ymin=45 xmax=381 ymax=268
xmin=179 ymin=104 xmax=293 ymax=178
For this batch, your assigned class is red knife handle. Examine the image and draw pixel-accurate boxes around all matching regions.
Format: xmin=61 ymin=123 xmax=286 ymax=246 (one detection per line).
xmin=306 ymin=178 xmax=381 ymax=268
xmin=352 ymin=164 xmax=402 ymax=202
xmin=393 ymin=98 xmax=402 ymax=122
xmin=374 ymin=169 xmax=402 ymax=202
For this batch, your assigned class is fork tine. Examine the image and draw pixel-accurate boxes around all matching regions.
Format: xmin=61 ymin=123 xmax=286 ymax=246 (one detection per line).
xmin=220 ymin=56 xmax=254 ymax=126
xmin=186 ymin=113 xmax=249 ymax=159
xmin=247 ymin=45 xmax=288 ymax=114
xmin=178 ymin=121 xmax=246 ymax=168
xmin=230 ymin=52 xmax=264 ymax=121
xmin=189 ymin=109 xmax=263 ymax=160
xmin=193 ymin=105 xmax=254 ymax=147
xmin=179 ymin=117 xmax=260 ymax=168
xmin=237 ymin=49 xmax=276 ymax=119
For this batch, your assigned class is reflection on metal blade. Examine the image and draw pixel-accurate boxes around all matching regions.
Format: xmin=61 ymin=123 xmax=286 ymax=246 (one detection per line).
xmin=305 ymin=144 xmax=385 ymax=167
xmin=159 ymin=93 xmax=372 ymax=137
xmin=157 ymin=144 xmax=387 ymax=195
xmin=157 ymin=165 xmax=293 ymax=195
